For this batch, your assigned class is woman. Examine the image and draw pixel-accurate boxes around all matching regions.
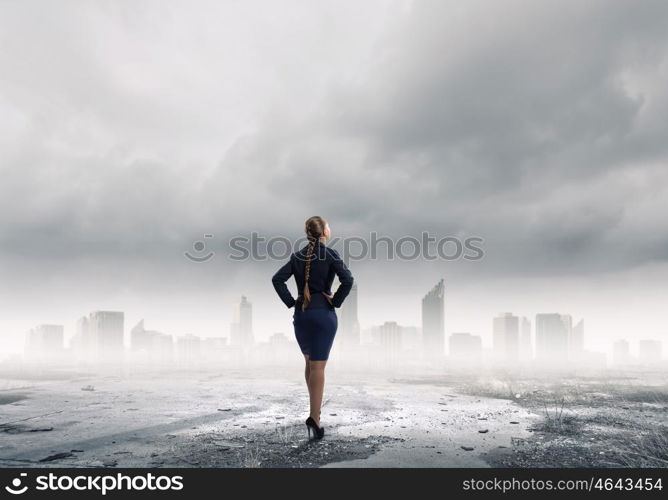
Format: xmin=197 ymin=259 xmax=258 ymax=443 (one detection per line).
xmin=271 ymin=216 xmax=354 ymax=439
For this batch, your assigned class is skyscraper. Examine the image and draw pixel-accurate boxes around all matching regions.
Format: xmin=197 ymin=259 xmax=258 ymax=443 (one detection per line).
xmin=89 ymin=311 xmax=124 ymax=361
xmin=520 ymin=316 xmax=532 ymax=360
xmin=535 ymin=313 xmax=569 ymax=362
xmin=422 ymin=279 xmax=445 ymax=358
xmin=230 ymin=296 xmax=254 ymax=346
xmin=176 ymin=334 xmax=201 ymax=366
xmin=71 ymin=315 xmax=93 ymax=360
xmin=570 ymin=319 xmax=584 ymax=360
xmin=378 ymin=321 xmax=402 ymax=362
xmin=493 ymin=313 xmax=519 ymax=362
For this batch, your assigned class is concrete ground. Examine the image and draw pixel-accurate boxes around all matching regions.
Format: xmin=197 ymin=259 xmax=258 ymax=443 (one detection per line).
xmin=0 ymin=368 xmax=538 ymax=468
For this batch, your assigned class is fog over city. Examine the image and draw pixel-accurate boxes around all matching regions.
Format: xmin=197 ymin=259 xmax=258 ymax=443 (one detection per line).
xmin=2 ymin=0 xmax=668 ymax=360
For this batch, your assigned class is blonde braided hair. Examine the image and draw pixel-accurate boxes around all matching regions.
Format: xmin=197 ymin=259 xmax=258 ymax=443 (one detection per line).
xmin=302 ymin=216 xmax=327 ymax=311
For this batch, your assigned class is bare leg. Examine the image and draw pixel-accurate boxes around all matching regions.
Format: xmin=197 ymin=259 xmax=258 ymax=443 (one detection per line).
xmin=308 ymin=360 xmax=327 ymax=426
xmin=303 ymin=355 xmax=311 ymax=394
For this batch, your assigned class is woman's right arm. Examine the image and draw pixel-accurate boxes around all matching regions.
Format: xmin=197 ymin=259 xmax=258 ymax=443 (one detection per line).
xmin=271 ymin=256 xmax=296 ymax=308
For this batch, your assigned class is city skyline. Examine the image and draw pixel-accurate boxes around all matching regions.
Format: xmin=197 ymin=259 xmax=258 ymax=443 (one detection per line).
xmin=14 ymin=279 xmax=665 ymax=369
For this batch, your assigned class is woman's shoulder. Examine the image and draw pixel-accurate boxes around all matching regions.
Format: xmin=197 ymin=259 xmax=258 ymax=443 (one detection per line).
xmin=323 ymin=245 xmax=343 ymax=260
xmin=294 ymin=245 xmax=310 ymax=258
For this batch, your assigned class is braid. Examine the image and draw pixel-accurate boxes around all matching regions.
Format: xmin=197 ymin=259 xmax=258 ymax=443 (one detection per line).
xmin=302 ymin=240 xmax=315 ymax=311
xmin=302 ymin=216 xmax=326 ymax=311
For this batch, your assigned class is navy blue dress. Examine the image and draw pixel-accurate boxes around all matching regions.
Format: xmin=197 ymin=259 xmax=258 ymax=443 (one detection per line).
xmin=272 ymin=241 xmax=354 ymax=360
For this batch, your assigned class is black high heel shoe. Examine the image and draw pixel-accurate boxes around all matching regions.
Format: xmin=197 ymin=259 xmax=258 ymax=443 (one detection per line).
xmin=305 ymin=416 xmax=325 ymax=440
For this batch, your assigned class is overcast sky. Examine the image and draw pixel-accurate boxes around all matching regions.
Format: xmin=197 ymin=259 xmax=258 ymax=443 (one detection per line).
xmin=1 ymin=0 xmax=667 ymax=355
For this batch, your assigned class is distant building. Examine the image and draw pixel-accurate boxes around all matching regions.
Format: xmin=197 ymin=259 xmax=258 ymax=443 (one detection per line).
xmin=421 ymin=279 xmax=445 ymax=358
xmin=570 ymin=319 xmax=585 ymax=360
xmin=535 ymin=313 xmax=569 ymax=362
xmin=520 ymin=316 xmax=532 ymax=360
xmin=230 ymin=296 xmax=254 ymax=346
xmin=613 ymin=339 xmax=630 ymax=366
xmin=364 ymin=322 xmax=419 ymax=365
xmin=130 ymin=319 xmax=173 ymax=364
xmin=493 ymin=313 xmax=519 ymax=361
xmin=561 ymin=314 xmax=573 ymax=340
xmin=71 ymin=316 xmax=93 ymax=360
xmin=131 ymin=319 xmax=154 ymax=351
xmin=449 ymin=332 xmax=482 ymax=360
xmin=249 ymin=332 xmax=293 ymax=366
xmin=229 ymin=322 xmax=240 ymax=345
xmin=269 ymin=332 xmax=289 ymax=346
xmin=379 ymin=321 xmax=402 ymax=356
xmin=25 ymin=324 xmax=64 ymax=361
xmin=89 ymin=311 xmax=124 ymax=361
xmin=176 ymin=334 xmax=201 ymax=365
xmin=638 ymin=339 xmax=662 ymax=364
xmin=239 ymin=296 xmax=253 ymax=343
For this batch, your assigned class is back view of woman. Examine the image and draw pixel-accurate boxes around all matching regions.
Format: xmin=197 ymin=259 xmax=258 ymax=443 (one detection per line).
xmin=271 ymin=216 xmax=354 ymax=439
